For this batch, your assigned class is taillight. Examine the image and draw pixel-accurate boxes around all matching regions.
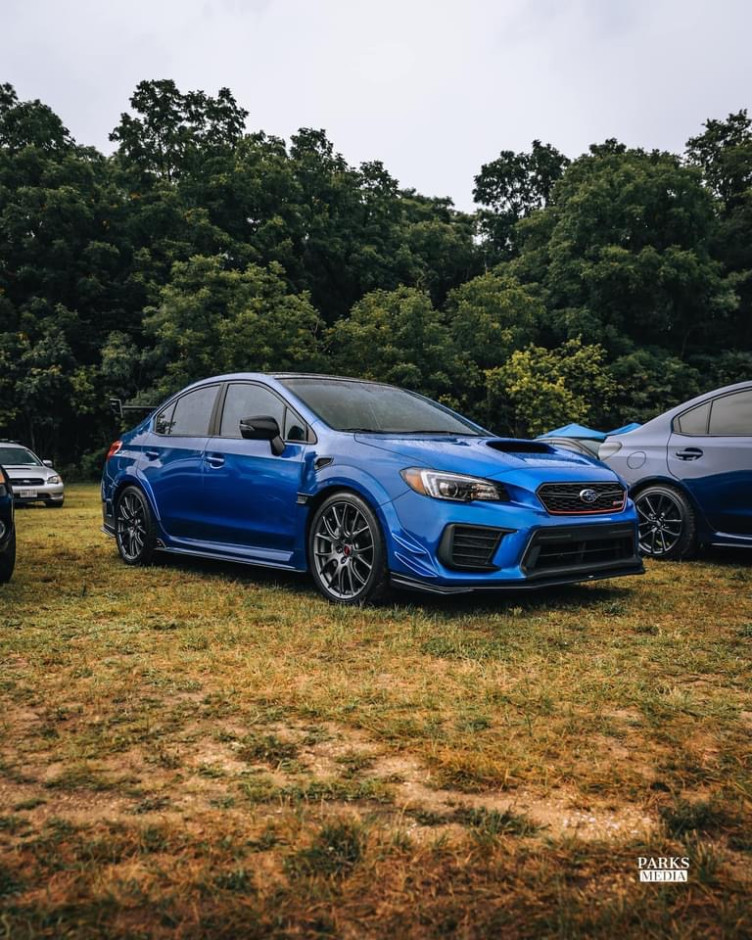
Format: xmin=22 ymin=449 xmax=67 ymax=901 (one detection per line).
xmin=106 ymin=440 xmax=122 ymax=460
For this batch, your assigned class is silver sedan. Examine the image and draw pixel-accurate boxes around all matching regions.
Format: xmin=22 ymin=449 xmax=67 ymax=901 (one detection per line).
xmin=599 ymin=381 xmax=752 ymax=558
xmin=0 ymin=442 xmax=65 ymax=507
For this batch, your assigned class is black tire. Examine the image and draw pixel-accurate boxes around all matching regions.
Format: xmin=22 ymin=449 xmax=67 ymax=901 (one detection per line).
xmin=115 ymin=486 xmax=158 ymax=566
xmin=634 ymin=484 xmax=697 ymax=560
xmin=308 ymin=492 xmax=389 ymax=605
xmin=0 ymin=530 xmax=16 ymax=583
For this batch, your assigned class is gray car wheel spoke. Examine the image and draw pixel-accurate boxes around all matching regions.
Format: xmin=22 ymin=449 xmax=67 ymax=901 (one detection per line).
xmin=313 ymin=501 xmax=375 ymax=599
xmin=117 ymin=493 xmax=148 ymax=561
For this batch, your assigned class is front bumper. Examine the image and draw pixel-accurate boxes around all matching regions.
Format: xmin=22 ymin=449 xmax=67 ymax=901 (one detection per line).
xmin=383 ymin=489 xmax=644 ymax=592
xmin=10 ymin=481 xmax=64 ymax=505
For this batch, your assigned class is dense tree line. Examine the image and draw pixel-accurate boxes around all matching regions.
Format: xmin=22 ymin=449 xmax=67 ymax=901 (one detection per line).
xmin=1 ymin=80 xmax=750 ymax=470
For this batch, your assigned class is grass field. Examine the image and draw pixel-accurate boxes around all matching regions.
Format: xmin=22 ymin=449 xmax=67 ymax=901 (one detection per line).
xmin=1 ymin=484 xmax=750 ymax=938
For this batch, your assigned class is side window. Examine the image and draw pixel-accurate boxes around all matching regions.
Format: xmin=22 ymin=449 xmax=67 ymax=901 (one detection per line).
xmin=708 ymin=390 xmax=752 ymax=436
xmin=220 ymin=384 xmax=287 ymax=439
xmin=155 ymin=401 xmax=176 ymax=435
xmin=674 ymin=401 xmax=710 ymax=435
xmin=284 ymin=410 xmax=307 ymax=442
xmin=168 ymin=386 xmax=218 ymax=437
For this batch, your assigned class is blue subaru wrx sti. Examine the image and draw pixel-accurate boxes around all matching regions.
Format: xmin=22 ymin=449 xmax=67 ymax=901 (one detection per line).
xmin=102 ymin=374 xmax=644 ymax=603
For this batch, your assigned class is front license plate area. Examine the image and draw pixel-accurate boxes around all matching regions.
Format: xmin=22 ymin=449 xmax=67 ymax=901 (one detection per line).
xmin=17 ymin=489 xmax=38 ymax=499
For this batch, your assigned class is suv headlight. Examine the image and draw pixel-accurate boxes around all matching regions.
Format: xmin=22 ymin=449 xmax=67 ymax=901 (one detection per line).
xmin=47 ymin=475 xmax=61 ymax=485
xmin=401 ymin=468 xmax=509 ymax=502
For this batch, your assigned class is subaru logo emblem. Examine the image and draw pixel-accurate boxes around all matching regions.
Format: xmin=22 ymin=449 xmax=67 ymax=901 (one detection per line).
xmin=579 ymin=488 xmax=598 ymax=504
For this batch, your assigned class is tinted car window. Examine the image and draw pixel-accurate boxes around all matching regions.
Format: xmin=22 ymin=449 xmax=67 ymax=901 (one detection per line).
xmin=675 ymin=401 xmax=710 ymax=435
xmin=166 ymin=386 xmax=218 ymax=437
xmin=220 ymin=384 xmax=287 ymax=438
xmin=155 ymin=401 xmax=176 ymax=435
xmin=708 ymin=390 xmax=752 ymax=436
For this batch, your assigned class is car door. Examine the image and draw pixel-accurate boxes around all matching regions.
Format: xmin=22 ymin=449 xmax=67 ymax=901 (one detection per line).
xmin=140 ymin=384 xmax=220 ymax=540
xmin=201 ymin=381 xmax=308 ymax=555
xmin=668 ymin=388 xmax=752 ymax=536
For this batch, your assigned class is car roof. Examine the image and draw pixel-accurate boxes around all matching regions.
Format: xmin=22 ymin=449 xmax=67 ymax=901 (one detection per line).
xmin=182 ymin=372 xmax=407 ymax=392
xmin=606 ymin=379 xmax=752 ymax=439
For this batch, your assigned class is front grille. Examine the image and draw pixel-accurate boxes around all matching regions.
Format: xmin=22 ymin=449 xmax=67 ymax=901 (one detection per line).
xmin=12 ymin=478 xmax=45 ymax=486
xmin=538 ymin=482 xmax=625 ymax=515
xmin=522 ymin=524 xmax=637 ymax=577
xmin=438 ymin=524 xmax=506 ymax=571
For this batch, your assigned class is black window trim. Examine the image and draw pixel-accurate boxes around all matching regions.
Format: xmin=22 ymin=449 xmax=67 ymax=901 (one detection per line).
xmin=212 ymin=380 xmax=316 ymax=444
xmin=673 ymin=389 xmax=752 ymax=438
xmin=153 ymin=383 xmax=223 ymax=439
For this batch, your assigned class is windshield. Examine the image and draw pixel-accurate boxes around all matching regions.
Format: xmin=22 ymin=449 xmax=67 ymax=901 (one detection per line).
xmin=279 ymin=378 xmax=485 ymax=435
xmin=0 ymin=445 xmax=41 ymax=466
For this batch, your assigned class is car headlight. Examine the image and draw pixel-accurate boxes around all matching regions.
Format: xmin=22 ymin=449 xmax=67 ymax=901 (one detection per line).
xmin=401 ymin=468 xmax=509 ymax=502
xmin=47 ymin=475 xmax=61 ymax=485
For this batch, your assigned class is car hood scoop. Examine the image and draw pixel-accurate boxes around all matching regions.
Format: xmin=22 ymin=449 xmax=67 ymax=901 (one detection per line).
xmin=486 ymin=440 xmax=553 ymax=455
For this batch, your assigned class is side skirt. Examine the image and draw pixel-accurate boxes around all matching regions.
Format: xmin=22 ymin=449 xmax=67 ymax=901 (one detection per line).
xmin=151 ymin=544 xmax=304 ymax=573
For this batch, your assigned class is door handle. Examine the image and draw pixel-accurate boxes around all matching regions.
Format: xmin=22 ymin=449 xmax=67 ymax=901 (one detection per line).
xmin=144 ymin=450 xmax=160 ymax=460
xmin=675 ymin=448 xmax=703 ymax=460
xmin=205 ymin=453 xmax=225 ymax=468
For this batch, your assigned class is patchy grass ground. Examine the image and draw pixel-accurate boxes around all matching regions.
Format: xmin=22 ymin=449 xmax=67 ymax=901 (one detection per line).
xmin=1 ymin=484 xmax=750 ymax=938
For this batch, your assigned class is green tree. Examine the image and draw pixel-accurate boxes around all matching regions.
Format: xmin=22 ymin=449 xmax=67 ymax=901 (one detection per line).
xmin=485 ymin=338 xmax=615 ymax=436
xmin=607 ymin=349 xmax=702 ymax=425
xmin=330 ymin=287 xmax=460 ymax=399
xmin=143 ymin=255 xmax=324 ymax=396
xmin=446 ymin=272 xmax=542 ymax=370
xmin=511 ymin=145 xmax=737 ymax=357
xmin=473 ymin=140 xmax=569 ymax=256
xmin=110 ymin=79 xmax=248 ymax=182
xmin=686 ymin=111 xmax=752 ymax=348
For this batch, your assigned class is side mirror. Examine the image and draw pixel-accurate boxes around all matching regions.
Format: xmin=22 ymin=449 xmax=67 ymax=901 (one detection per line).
xmin=43 ymin=459 xmax=53 ymax=468
xmin=239 ymin=415 xmax=285 ymax=456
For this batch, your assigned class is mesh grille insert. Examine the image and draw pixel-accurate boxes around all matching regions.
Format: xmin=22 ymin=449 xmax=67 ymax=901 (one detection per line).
xmin=522 ymin=524 xmax=637 ymax=577
xmin=538 ymin=482 xmax=625 ymax=515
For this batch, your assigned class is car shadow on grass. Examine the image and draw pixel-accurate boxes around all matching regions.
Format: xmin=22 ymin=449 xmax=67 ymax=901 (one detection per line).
xmin=154 ymin=549 xmax=633 ymax=616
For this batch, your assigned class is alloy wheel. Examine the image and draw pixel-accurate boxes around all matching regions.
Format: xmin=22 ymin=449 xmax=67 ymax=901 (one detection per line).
xmin=312 ymin=501 xmax=375 ymax=600
xmin=116 ymin=491 xmax=147 ymax=562
xmin=635 ymin=491 xmax=684 ymax=556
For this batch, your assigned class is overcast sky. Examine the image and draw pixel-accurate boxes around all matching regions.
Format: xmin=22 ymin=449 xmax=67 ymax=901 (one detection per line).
xmin=3 ymin=0 xmax=751 ymax=209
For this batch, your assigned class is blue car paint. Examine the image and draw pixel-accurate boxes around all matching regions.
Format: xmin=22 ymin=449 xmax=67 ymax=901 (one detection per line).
xmin=601 ymin=380 xmax=752 ymax=548
xmin=102 ymin=373 xmax=644 ymax=593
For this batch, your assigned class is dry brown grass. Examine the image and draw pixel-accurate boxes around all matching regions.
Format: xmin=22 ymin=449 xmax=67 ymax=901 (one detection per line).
xmin=0 ymin=485 xmax=750 ymax=937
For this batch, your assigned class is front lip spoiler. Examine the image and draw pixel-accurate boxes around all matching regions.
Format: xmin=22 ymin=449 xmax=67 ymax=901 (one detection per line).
xmin=390 ymin=563 xmax=645 ymax=595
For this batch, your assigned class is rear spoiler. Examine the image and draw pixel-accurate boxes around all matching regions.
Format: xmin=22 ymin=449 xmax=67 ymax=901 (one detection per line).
xmin=109 ymin=398 xmax=158 ymax=421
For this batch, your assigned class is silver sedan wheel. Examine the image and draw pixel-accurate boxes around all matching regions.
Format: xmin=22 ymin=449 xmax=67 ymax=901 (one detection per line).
xmin=635 ymin=491 xmax=684 ymax=556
